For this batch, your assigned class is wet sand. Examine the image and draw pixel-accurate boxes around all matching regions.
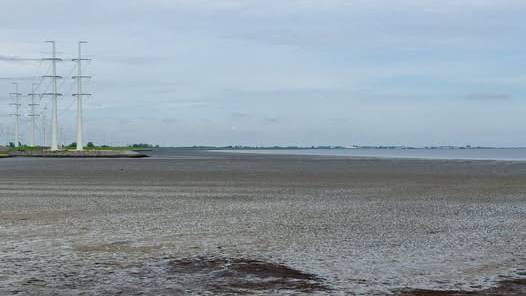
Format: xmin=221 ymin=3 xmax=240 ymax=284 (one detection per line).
xmin=1 ymin=149 xmax=526 ymax=295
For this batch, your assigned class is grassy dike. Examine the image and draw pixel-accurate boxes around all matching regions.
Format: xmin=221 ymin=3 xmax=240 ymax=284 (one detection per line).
xmin=0 ymin=146 xmax=8 ymax=158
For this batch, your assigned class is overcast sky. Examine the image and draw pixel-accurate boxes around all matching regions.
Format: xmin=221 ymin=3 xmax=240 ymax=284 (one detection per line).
xmin=1 ymin=0 xmax=525 ymax=147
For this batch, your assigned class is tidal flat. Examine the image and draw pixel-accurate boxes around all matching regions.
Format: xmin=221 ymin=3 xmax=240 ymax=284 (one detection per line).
xmin=1 ymin=149 xmax=525 ymax=295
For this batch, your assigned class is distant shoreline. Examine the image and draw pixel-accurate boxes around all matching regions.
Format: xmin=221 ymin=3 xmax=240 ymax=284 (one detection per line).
xmin=5 ymin=150 xmax=148 ymax=158
xmin=171 ymin=145 xmax=526 ymax=150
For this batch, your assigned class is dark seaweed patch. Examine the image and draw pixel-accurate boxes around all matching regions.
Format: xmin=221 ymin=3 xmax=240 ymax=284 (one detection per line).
xmin=168 ymin=256 xmax=329 ymax=293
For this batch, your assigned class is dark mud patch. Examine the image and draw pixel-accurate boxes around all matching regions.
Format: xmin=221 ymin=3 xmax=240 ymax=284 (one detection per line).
xmin=168 ymin=256 xmax=330 ymax=294
xmin=398 ymin=278 xmax=526 ymax=296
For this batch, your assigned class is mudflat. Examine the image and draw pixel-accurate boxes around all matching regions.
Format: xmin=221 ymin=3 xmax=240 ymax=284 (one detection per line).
xmin=1 ymin=149 xmax=525 ymax=295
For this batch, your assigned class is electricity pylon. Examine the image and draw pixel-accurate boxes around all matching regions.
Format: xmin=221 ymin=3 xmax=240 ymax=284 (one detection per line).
xmin=28 ymin=83 xmax=40 ymax=147
xmin=72 ymin=41 xmax=91 ymax=151
xmin=41 ymin=105 xmax=48 ymax=147
xmin=8 ymin=82 xmax=22 ymax=147
xmin=41 ymin=41 xmax=62 ymax=151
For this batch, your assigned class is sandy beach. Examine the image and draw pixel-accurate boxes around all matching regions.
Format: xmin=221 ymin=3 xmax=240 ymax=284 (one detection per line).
xmin=1 ymin=149 xmax=525 ymax=295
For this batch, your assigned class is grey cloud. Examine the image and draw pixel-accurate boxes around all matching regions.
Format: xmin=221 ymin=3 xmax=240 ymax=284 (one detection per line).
xmin=223 ymin=88 xmax=354 ymax=98
xmin=264 ymin=116 xmax=281 ymax=123
xmin=466 ymin=94 xmax=512 ymax=101
xmin=99 ymin=56 xmax=168 ymax=65
xmin=173 ymin=101 xmax=210 ymax=108
xmin=162 ymin=118 xmax=177 ymax=124
xmin=226 ymin=30 xmax=320 ymax=47
xmin=0 ymin=55 xmax=40 ymax=62
xmin=231 ymin=112 xmax=249 ymax=119
xmin=0 ymin=76 xmax=39 ymax=81
xmin=230 ymin=112 xmax=282 ymax=124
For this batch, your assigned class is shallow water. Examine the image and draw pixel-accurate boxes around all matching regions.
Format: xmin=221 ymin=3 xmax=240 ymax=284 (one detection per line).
xmin=1 ymin=150 xmax=526 ymax=295
xmin=218 ymin=148 xmax=526 ymax=161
